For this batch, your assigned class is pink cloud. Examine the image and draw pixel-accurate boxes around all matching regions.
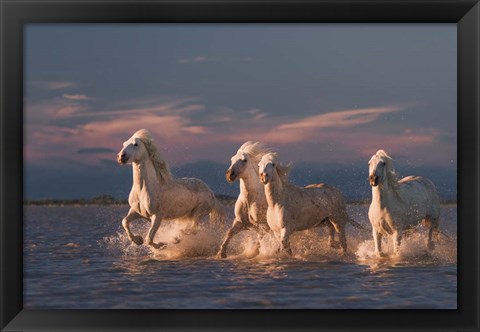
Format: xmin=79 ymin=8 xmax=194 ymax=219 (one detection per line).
xmin=182 ymin=126 xmax=208 ymax=134
xmin=29 ymin=81 xmax=77 ymax=90
xmin=62 ymin=94 xmax=96 ymax=101
xmin=24 ymin=95 xmax=215 ymax=164
xmin=25 ymin=99 xmax=89 ymax=124
xmin=55 ymin=104 xmax=89 ymax=117
xmin=24 ymin=124 xmax=82 ymax=162
xmin=82 ymin=115 xmax=188 ymax=141
xmin=271 ymin=107 xmax=401 ymax=143
xmin=24 ymin=96 xmax=452 ymax=168
xmin=76 ymin=99 xmax=204 ymax=119
xmin=359 ymin=128 xmax=439 ymax=151
xmin=211 ymin=107 xmax=401 ymax=145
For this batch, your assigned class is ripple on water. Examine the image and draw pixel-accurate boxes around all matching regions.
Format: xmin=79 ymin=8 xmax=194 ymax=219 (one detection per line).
xmin=23 ymin=205 xmax=457 ymax=309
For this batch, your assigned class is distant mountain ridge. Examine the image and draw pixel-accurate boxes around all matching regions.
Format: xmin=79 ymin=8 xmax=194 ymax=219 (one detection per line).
xmin=25 ymin=159 xmax=456 ymax=201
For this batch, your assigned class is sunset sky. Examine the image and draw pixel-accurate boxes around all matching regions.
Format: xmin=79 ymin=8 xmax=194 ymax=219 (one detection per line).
xmin=24 ymin=24 xmax=457 ymax=199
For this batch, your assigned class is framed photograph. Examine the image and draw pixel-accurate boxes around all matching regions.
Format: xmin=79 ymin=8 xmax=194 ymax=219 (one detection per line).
xmin=1 ymin=0 xmax=478 ymax=331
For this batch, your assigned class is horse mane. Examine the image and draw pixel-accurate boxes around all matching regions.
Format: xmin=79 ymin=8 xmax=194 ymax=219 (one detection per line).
xmin=238 ymin=141 xmax=273 ymax=166
xmin=133 ymin=129 xmax=173 ymax=185
xmin=263 ymin=152 xmax=293 ymax=183
xmin=277 ymin=163 xmax=293 ymax=183
xmin=376 ymin=149 xmax=399 ymax=189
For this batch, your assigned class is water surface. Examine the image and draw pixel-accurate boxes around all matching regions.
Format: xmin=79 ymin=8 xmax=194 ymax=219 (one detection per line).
xmin=24 ymin=204 xmax=457 ymax=309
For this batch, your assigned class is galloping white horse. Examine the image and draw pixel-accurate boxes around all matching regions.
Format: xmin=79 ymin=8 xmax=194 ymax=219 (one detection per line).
xmin=368 ymin=149 xmax=440 ymax=256
xmin=117 ymin=129 xmax=225 ymax=249
xmin=216 ymin=141 xmax=272 ymax=258
xmin=258 ymin=152 xmax=362 ymax=255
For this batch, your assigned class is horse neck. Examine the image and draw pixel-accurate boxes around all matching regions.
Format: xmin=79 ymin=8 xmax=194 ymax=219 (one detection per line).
xmin=239 ymin=162 xmax=265 ymax=203
xmin=263 ymin=170 xmax=284 ymax=206
xmin=132 ymin=158 xmax=159 ymax=190
xmin=372 ymin=179 xmax=397 ymax=207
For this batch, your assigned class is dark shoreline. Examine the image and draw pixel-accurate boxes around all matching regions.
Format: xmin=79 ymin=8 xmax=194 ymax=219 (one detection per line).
xmin=23 ymin=194 xmax=457 ymax=207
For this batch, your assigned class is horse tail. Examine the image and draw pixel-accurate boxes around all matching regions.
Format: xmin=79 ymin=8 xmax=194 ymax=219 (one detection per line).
xmin=349 ymin=218 xmax=370 ymax=231
xmin=210 ymin=199 xmax=227 ymax=228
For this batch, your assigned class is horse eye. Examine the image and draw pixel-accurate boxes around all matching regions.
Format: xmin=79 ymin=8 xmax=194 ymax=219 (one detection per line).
xmin=242 ymin=159 xmax=247 ymax=162
xmin=272 ymin=163 xmax=276 ymax=167
xmin=382 ymin=161 xmax=385 ymax=165
xmin=133 ymin=143 xmax=138 ymax=147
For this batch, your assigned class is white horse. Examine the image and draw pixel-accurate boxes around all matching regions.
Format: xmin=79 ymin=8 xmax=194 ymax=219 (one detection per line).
xmin=258 ymin=152 xmax=363 ymax=255
xmin=117 ymin=129 xmax=225 ymax=249
xmin=216 ymin=141 xmax=272 ymax=258
xmin=368 ymin=149 xmax=441 ymax=257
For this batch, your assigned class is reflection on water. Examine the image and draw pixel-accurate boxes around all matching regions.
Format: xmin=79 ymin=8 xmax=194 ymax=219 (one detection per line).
xmin=24 ymin=204 xmax=457 ymax=309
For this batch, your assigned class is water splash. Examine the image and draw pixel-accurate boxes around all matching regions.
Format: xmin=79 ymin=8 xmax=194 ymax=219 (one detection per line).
xmin=100 ymin=206 xmax=456 ymax=267
xmin=355 ymin=226 xmax=457 ymax=266
xmin=101 ymin=219 xmax=226 ymax=259
xmin=151 ymin=220 xmax=225 ymax=259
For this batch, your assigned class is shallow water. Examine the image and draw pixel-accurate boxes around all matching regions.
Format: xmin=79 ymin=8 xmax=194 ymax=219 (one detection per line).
xmin=24 ymin=204 xmax=457 ymax=309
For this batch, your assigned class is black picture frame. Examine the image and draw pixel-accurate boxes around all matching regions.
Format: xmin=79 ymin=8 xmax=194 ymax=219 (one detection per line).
xmin=1 ymin=0 xmax=478 ymax=331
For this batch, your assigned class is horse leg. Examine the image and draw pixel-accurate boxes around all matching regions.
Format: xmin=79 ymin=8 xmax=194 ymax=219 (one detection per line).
xmin=216 ymin=219 xmax=247 ymax=259
xmin=327 ymin=220 xmax=339 ymax=249
xmin=146 ymin=214 xmax=167 ymax=250
xmin=328 ymin=215 xmax=348 ymax=255
xmin=122 ymin=208 xmax=144 ymax=245
xmin=180 ymin=208 xmax=206 ymax=236
xmin=427 ymin=227 xmax=435 ymax=250
xmin=337 ymin=224 xmax=347 ymax=256
xmin=280 ymin=228 xmax=293 ymax=256
xmin=189 ymin=206 xmax=206 ymax=231
xmin=392 ymin=230 xmax=402 ymax=256
xmin=425 ymin=216 xmax=439 ymax=250
xmin=372 ymin=228 xmax=384 ymax=257
xmin=253 ymin=225 xmax=269 ymax=257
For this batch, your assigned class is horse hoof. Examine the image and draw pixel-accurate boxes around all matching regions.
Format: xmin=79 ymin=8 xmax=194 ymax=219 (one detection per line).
xmin=132 ymin=236 xmax=144 ymax=245
xmin=376 ymin=252 xmax=388 ymax=258
xmin=216 ymin=252 xmax=227 ymax=259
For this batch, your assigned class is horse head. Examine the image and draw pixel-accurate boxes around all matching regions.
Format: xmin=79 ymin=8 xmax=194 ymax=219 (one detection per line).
xmin=258 ymin=153 xmax=277 ymax=184
xmin=117 ymin=129 xmax=151 ymax=165
xmin=226 ymin=150 xmax=250 ymax=183
xmin=226 ymin=141 xmax=268 ymax=183
xmin=368 ymin=149 xmax=392 ymax=187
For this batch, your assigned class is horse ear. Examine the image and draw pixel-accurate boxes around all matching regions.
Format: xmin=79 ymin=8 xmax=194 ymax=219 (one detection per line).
xmin=285 ymin=163 xmax=293 ymax=175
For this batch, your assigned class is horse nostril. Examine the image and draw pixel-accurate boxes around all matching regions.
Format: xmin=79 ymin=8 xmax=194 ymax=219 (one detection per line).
xmin=226 ymin=169 xmax=235 ymax=182
xmin=369 ymin=175 xmax=379 ymax=186
xmin=118 ymin=152 xmax=127 ymax=163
